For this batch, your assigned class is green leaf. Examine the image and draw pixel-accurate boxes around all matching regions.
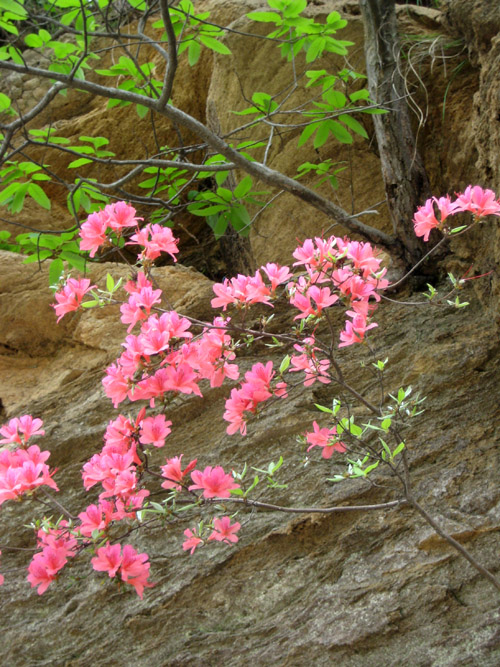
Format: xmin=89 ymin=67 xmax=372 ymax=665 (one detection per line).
xmin=380 ymin=417 xmax=391 ymax=431
xmin=60 ymin=8 xmax=80 ymax=26
xmin=349 ymin=89 xmax=370 ymax=102
xmin=79 ymin=136 xmax=109 ymax=148
xmin=380 ymin=439 xmax=392 ymax=459
xmin=339 ymin=114 xmax=368 ymax=139
xmin=448 ymin=225 xmax=467 ymax=235
xmin=189 ymin=204 xmax=228 ymax=216
xmin=127 ymin=0 xmax=147 ymax=9
xmin=306 ymin=37 xmax=326 ymax=63
xmin=0 ymin=92 xmax=11 ymax=112
xmin=67 ymin=145 xmax=94 ymax=154
xmin=298 ymin=122 xmax=318 ymax=147
xmin=106 ymin=273 xmax=115 ymax=292
xmin=215 ymin=170 xmax=229 ymax=186
xmin=60 ymin=250 xmax=86 ymax=271
xmin=28 ymin=183 xmax=51 ymax=210
xmin=68 ymin=158 xmax=93 ymax=168
xmin=10 ymin=182 xmax=29 ymax=213
xmin=246 ymin=11 xmax=280 ymax=23
xmin=349 ymin=423 xmax=362 ymax=437
xmin=229 ymin=204 xmax=251 ymax=235
xmin=314 ymin=403 xmax=333 ymax=414
xmin=136 ymin=104 xmax=149 ymax=119
xmin=392 ymin=442 xmax=405 ymax=457
xmin=49 ymin=258 xmax=64 ymax=287
xmin=323 ymin=90 xmax=347 ymax=108
xmin=198 ymin=34 xmax=231 ymax=55
xmin=0 ymin=0 xmax=27 ymax=18
xmin=187 ymin=40 xmax=201 ymax=66
xmin=0 ymin=18 xmax=18 ymax=35
xmin=207 ymin=214 xmax=228 ymax=239
xmin=233 ymin=175 xmax=253 ymax=199
xmin=32 ymin=234 xmax=62 ymax=250
xmin=216 ymin=187 xmax=233 ymax=203
xmin=313 ymin=121 xmax=330 ymax=149
xmin=284 ymin=0 xmax=307 ymax=17
xmin=279 ymin=355 xmax=291 ymax=374
xmin=329 ymin=120 xmax=353 ymax=144
xmin=23 ymin=249 xmax=52 ymax=263
xmin=361 ymin=107 xmax=388 ymax=115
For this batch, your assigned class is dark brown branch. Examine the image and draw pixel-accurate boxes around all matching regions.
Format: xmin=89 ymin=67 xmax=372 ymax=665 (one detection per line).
xmin=0 ymin=59 xmax=397 ymax=251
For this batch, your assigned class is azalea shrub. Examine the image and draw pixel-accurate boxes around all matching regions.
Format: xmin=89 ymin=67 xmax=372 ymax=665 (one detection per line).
xmin=1 ymin=186 xmax=500 ymax=597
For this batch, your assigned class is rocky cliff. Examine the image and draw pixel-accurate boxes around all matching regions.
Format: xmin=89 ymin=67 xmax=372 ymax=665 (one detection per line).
xmin=1 ymin=1 xmax=499 ymax=665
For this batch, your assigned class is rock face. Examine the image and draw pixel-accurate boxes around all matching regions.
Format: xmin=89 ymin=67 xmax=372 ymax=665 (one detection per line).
xmin=1 ymin=1 xmax=500 ymax=665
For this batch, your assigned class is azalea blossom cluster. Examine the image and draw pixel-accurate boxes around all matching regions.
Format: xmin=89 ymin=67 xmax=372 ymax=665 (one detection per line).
xmin=0 ymin=417 xmax=57 ymax=506
xmin=79 ymin=201 xmax=142 ymax=257
xmin=289 ymin=236 xmax=388 ymax=346
xmin=27 ymin=520 xmax=77 ymax=594
xmin=103 ymin=276 xmax=240 ymax=410
xmin=91 ymin=543 xmax=152 ymax=598
xmin=413 ymin=185 xmax=500 ymax=242
xmin=183 ymin=516 xmax=241 ymax=555
xmin=223 ymin=361 xmax=288 ymax=435
xmin=211 ymin=237 xmax=387 ymax=349
xmin=79 ymin=200 xmax=179 ymax=263
xmin=52 ymin=277 xmax=95 ymax=323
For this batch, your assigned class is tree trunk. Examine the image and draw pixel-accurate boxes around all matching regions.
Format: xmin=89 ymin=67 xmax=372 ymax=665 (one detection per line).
xmin=359 ymin=0 xmax=432 ymax=269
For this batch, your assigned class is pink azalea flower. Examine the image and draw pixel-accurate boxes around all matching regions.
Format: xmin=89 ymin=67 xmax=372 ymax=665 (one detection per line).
xmin=102 ymin=363 xmax=130 ymax=408
xmin=261 ymin=263 xmax=293 ymax=291
xmin=223 ymin=387 xmax=252 ymax=435
xmin=124 ymin=271 xmax=153 ymax=294
xmin=292 ymin=238 xmax=316 ymax=266
xmin=0 ymin=415 xmax=44 ymax=445
xmin=339 ymin=312 xmax=377 ymax=348
xmin=209 ymin=516 xmax=241 ymax=544
xmin=119 ymin=545 xmax=153 ymax=598
xmin=344 ymin=241 xmax=383 ymax=277
xmin=91 ymin=542 xmax=122 ymax=578
xmin=211 ymin=272 xmax=272 ymax=310
xmin=189 ymin=466 xmax=239 ymax=499
xmin=128 ymin=224 xmax=179 ymax=262
xmin=289 ymin=339 xmax=331 ymax=387
xmin=36 ymin=522 xmax=77 ymax=558
xmin=413 ymin=199 xmax=440 ymax=241
xmin=433 ymin=195 xmax=459 ymax=221
xmin=78 ymin=500 xmax=115 ymax=537
xmin=113 ymin=489 xmax=149 ymax=520
xmin=79 ymin=210 xmax=108 ymax=257
xmin=139 ymin=415 xmax=172 ymax=448
xmin=104 ymin=201 xmax=142 ymax=232
xmin=160 ymin=363 xmax=203 ymax=397
xmin=52 ymin=278 xmax=96 ymax=322
xmin=454 ymin=185 xmax=500 ymax=218
xmin=305 ymin=421 xmax=346 ymax=459
xmin=161 ymin=455 xmax=198 ymax=491
xmin=182 ymin=528 xmax=203 ymax=555
xmin=120 ymin=286 xmax=163 ymax=332
xmin=27 ymin=546 xmax=68 ymax=594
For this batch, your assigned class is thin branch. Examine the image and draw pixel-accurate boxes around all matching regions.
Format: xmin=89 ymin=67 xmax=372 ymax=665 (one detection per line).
xmin=19 ymin=140 xmax=237 ymax=172
xmin=156 ymin=0 xmax=178 ymax=109
xmin=204 ymin=497 xmax=407 ymax=514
